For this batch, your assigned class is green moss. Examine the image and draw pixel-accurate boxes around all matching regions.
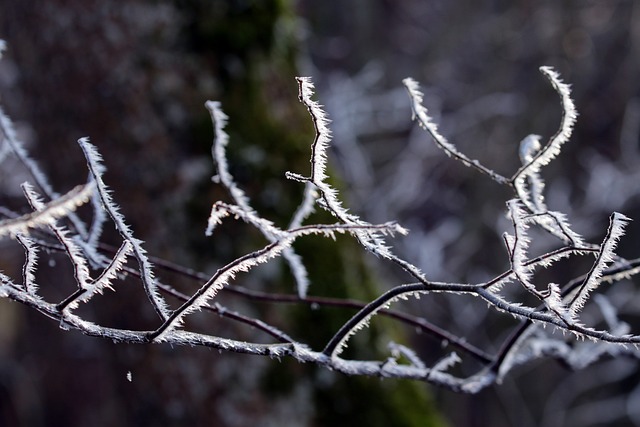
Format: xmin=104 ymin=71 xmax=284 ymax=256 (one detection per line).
xmin=175 ymin=0 xmax=448 ymax=425
xmin=313 ymin=376 xmax=447 ymax=427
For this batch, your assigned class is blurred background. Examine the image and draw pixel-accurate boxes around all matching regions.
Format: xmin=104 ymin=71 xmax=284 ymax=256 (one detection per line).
xmin=2 ymin=1 xmax=640 ymax=426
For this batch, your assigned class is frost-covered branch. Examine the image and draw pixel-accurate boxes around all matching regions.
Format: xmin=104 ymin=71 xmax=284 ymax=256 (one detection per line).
xmin=1 ymin=49 xmax=640 ymax=394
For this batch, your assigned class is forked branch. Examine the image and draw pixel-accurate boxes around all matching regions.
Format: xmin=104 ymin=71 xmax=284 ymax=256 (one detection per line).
xmin=0 ymin=49 xmax=638 ymax=393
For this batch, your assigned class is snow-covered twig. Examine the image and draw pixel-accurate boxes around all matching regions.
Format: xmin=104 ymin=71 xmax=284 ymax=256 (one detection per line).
xmin=0 ymin=58 xmax=639 ymax=394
